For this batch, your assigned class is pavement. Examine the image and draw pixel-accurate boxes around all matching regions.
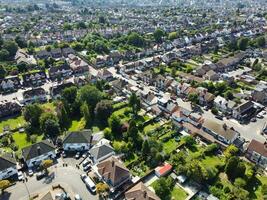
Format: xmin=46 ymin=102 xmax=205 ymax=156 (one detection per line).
xmin=2 ymin=159 xmax=98 ymax=200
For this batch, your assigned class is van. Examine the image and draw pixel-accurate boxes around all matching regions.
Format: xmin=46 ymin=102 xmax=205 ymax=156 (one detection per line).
xmin=84 ymin=176 xmax=96 ymax=194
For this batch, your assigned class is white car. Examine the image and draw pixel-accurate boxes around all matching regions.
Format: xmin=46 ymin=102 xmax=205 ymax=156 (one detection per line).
xmin=74 ymin=194 xmax=82 ymax=200
xmin=75 ymin=152 xmax=81 ymax=159
xmin=18 ymin=171 xmax=24 ymax=181
xmin=28 ymin=169 xmax=33 ymax=177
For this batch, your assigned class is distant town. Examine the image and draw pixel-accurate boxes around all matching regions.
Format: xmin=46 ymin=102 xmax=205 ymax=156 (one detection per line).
xmin=0 ymin=0 xmax=267 ymax=200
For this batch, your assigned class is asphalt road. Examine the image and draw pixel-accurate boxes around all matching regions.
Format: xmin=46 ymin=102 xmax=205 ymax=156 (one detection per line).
xmin=2 ymin=164 xmax=98 ymax=200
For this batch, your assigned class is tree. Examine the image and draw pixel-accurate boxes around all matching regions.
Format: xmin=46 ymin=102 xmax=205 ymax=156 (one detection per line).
xmin=77 ymin=85 xmax=103 ymax=113
xmin=154 ymin=28 xmax=165 ymax=43
xmin=168 ymin=32 xmax=178 ymax=40
xmin=237 ymin=37 xmax=249 ymax=50
xmin=225 ymin=156 xmax=245 ymax=181
xmin=96 ymin=182 xmax=109 ymax=197
xmin=99 ymin=16 xmax=106 ymax=24
xmin=3 ymin=40 xmax=18 ymax=58
xmin=56 ymin=102 xmax=69 ymax=129
xmin=23 ymin=104 xmax=43 ymax=127
xmin=0 ymin=49 xmax=9 ymax=61
xmin=234 ymin=178 xmax=246 ymax=188
xmin=224 ymin=90 xmax=234 ymax=100
xmin=188 ymin=93 xmax=198 ymax=105
xmin=211 ymin=107 xmax=219 ymax=115
xmin=0 ymin=180 xmax=10 ymax=193
xmin=256 ymin=36 xmax=266 ymax=47
xmin=108 ymin=114 xmax=121 ymax=138
xmin=81 ymin=102 xmax=91 ymax=126
xmin=183 ymin=136 xmax=196 ymax=148
xmin=142 ymin=139 xmax=150 ymax=157
xmin=153 ymin=177 xmax=173 ymax=199
xmin=129 ymin=93 xmax=141 ymax=116
xmin=224 ymin=144 xmax=238 ymax=159
xmin=40 ymin=113 xmax=60 ymax=138
xmin=127 ymin=32 xmax=144 ymax=47
xmin=15 ymin=36 xmax=27 ymax=48
xmin=41 ymin=159 xmax=53 ymax=173
xmin=95 ymin=100 xmax=113 ymax=124
xmin=0 ymin=65 xmax=7 ymax=79
xmin=262 ymin=184 xmax=267 ymax=198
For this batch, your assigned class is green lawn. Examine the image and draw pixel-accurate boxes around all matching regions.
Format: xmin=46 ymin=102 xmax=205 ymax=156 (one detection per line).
xmin=112 ymin=107 xmax=131 ymax=122
xmin=12 ymin=132 xmax=43 ymax=150
xmin=143 ymin=122 xmax=161 ymax=133
xmin=68 ymin=119 xmax=85 ymax=131
xmin=0 ymin=116 xmax=26 ymax=132
xmin=202 ymin=156 xmax=224 ymax=169
xmin=171 ymin=186 xmax=189 ymax=200
xmin=163 ymin=138 xmax=179 ymax=154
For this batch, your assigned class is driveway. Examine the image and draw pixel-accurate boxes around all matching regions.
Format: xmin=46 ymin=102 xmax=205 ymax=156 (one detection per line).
xmin=2 ymin=163 xmax=98 ymax=200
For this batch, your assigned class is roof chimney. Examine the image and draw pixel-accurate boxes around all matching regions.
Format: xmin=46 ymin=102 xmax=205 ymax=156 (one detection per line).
xmin=37 ymin=146 xmax=41 ymax=156
xmin=112 ymin=160 xmax=115 ymax=167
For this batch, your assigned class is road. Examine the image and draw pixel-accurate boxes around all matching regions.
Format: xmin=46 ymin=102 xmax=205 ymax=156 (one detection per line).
xmin=2 ymin=164 xmax=98 ymax=200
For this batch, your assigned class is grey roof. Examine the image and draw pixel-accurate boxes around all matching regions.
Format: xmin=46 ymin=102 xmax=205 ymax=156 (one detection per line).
xmin=22 ymin=140 xmax=56 ymax=161
xmin=90 ymin=143 xmax=114 ymax=161
xmin=0 ymin=153 xmax=16 ymax=171
xmin=63 ymin=130 xmax=92 ymax=144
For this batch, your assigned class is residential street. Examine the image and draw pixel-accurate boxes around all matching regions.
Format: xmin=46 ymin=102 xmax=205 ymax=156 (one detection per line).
xmin=2 ymin=163 xmax=98 ymax=200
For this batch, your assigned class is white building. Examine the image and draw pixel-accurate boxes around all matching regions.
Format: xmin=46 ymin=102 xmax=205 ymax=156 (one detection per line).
xmin=0 ymin=154 xmax=17 ymax=180
xmin=63 ymin=130 xmax=92 ymax=152
xmin=22 ymin=140 xmax=56 ymax=168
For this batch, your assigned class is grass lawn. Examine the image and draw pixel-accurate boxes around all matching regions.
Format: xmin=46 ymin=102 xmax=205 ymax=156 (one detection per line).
xmin=143 ymin=122 xmax=161 ymax=133
xmin=202 ymin=156 xmax=224 ymax=169
xmin=171 ymin=185 xmax=189 ymax=200
xmin=163 ymin=138 xmax=179 ymax=154
xmin=68 ymin=119 xmax=85 ymax=131
xmin=0 ymin=116 xmax=26 ymax=132
xmin=252 ymin=175 xmax=267 ymax=200
xmin=12 ymin=132 xmax=43 ymax=150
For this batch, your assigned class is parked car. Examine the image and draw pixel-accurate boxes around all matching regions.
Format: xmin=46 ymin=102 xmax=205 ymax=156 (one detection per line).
xmin=74 ymin=194 xmax=82 ymax=200
xmin=75 ymin=152 xmax=81 ymax=159
xmin=83 ymin=164 xmax=91 ymax=172
xmin=82 ymin=159 xmax=91 ymax=167
xmin=28 ymin=169 xmax=33 ymax=177
xmin=18 ymin=171 xmax=24 ymax=181
xmin=36 ymin=171 xmax=46 ymax=180
xmin=80 ymin=174 xmax=87 ymax=182
xmin=82 ymin=152 xmax=88 ymax=158
xmin=251 ymin=118 xmax=257 ymax=122
xmin=62 ymin=151 xmax=67 ymax=158
xmin=215 ymin=115 xmax=223 ymax=120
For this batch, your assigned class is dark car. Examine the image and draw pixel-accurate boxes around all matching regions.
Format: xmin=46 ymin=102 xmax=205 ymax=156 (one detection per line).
xmin=215 ymin=115 xmax=223 ymax=120
xmin=83 ymin=164 xmax=91 ymax=172
xmin=36 ymin=171 xmax=46 ymax=180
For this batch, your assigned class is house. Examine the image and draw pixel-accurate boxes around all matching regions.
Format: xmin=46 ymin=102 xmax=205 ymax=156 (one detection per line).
xmin=0 ymin=153 xmax=17 ymax=180
xmin=97 ymin=69 xmax=113 ymax=81
xmin=50 ymin=82 xmax=75 ymax=99
xmin=36 ymin=50 xmax=51 ymax=60
xmin=202 ymin=119 xmax=239 ymax=145
xmin=215 ymin=52 xmax=246 ymax=72
xmin=89 ymin=139 xmax=115 ymax=164
xmin=62 ymin=47 xmax=75 ymax=57
xmin=141 ymin=91 xmax=158 ymax=108
xmin=204 ymin=70 xmax=220 ymax=81
xmin=246 ymin=139 xmax=267 ymax=168
xmin=125 ymin=182 xmax=160 ymax=200
xmin=48 ymin=65 xmax=72 ymax=81
xmin=0 ymin=76 xmax=21 ymax=92
xmin=50 ymin=48 xmax=62 ymax=58
xmin=0 ymin=101 xmax=22 ymax=118
xmin=94 ymin=156 xmax=131 ymax=192
xmin=155 ymin=162 xmax=172 ymax=177
xmin=21 ymin=88 xmax=47 ymax=104
xmin=214 ymin=96 xmax=236 ymax=114
xmin=68 ymin=55 xmax=89 ymax=75
xmin=22 ymin=71 xmax=47 ymax=87
xmin=196 ymin=87 xmax=215 ymax=106
xmin=15 ymin=49 xmax=36 ymax=65
xmin=252 ymin=81 xmax=267 ymax=104
xmin=63 ymin=130 xmax=92 ymax=151
xmin=232 ymin=101 xmax=255 ymax=121
xmin=22 ymin=140 xmax=56 ymax=168
xmin=110 ymin=79 xmax=129 ymax=95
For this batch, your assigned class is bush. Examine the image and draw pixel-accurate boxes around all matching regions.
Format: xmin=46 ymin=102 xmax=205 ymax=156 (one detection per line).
xmin=211 ymin=107 xmax=219 ymax=115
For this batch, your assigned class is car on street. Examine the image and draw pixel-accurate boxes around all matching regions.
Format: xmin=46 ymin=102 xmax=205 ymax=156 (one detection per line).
xmin=18 ymin=171 xmax=24 ymax=181
xmin=80 ymin=174 xmax=87 ymax=182
xmin=257 ymin=113 xmax=263 ymax=119
xmin=75 ymin=152 xmax=81 ymax=159
xmin=82 ymin=159 xmax=91 ymax=167
xmin=215 ymin=115 xmax=223 ymax=120
xmin=251 ymin=118 xmax=257 ymax=122
xmin=36 ymin=171 xmax=46 ymax=180
xmin=82 ymin=152 xmax=88 ymax=158
xmin=28 ymin=169 xmax=33 ymax=177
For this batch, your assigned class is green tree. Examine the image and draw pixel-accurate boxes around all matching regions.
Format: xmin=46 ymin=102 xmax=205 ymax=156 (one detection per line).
xmin=183 ymin=136 xmax=196 ymax=148
xmin=168 ymin=32 xmax=178 ymax=40
xmin=154 ymin=28 xmax=165 ymax=43
xmin=0 ymin=49 xmax=9 ymax=61
xmin=40 ymin=113 xmax=60 ymax=138
xmin=108 ymin=114 xmax=121 ymax=138
xmin=256 ymin=36 xmax=266 ymax=47
xmin=129 ymin=93 xmax=141 ymax=116
xmin=127 ymin=32 xmax=144 ymax=47
xmin=153 ymin=177 xmax=173 ymax=199
xmin=15 ymin=36 xmax=27 ymax=48
xmin=3 ymin=40 xmax=18 ymax=58
xmin=81 ymin=102 xmax=91 ymax=126
xmin=41 ymin=159 xmax=53 ymax=173
xmin=0 ymin=65 xmax=7 ymax=79
xmin=23 ymin=104 xmax=43 ymax=127
xmin=142 ymin=139 xmax=150 ymax=157
xmin=0 ymin=180 xmax=10 ymax=193
xmin=95 ymin=100 xmax=113 ymax=124
xmin=188 ymin=93 xmax=198 ymax=105
xmin=237 ymin=37 xmax=249 ymax=50
xmin=224 ymin=144 xmax=238 ymax=159
xmin=96 ymin=182 xmax=109 ymax=198
xmin=225 ymin=156 xmax=245 ymax=181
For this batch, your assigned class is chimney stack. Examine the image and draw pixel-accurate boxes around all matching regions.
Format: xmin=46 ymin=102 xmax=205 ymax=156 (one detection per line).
xmin=37 ymin=146 xmax=41 ymax=156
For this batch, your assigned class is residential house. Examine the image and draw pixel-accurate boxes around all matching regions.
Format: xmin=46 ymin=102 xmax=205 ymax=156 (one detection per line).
xmin=63 ymin=130 xmax=92 ymax=152
xmin=252 ymin=81 xmax=267 ymax=104
xmin=50 ymin=48 xmax=62 ymax=59
xmin=110 ymin=79 xmax=129 ymax=95
xmin=0 ymin=153 xmax=17 ymax=180
xmin=215 ymin=52 xmax=246 ymax=72
xmin=0 ymin=76 xmax=21 ymax=92
xmin=62 ymin=47 xmax=75 ymax=57
xmin=22 ymin=71 xmax=47 ymax=87
xmin=141 ymin=91 xmax=158 ymax=108
xmin=50 ymin=82 xmax=75 ymax=99
xmin=214 ymin=96 xmax=236 ymax=114
xmin=15 ymin=49 xmax=36 ymax=65
xmin=246 ymin=139 xmax=267 ymax=168
xmin=94 ymin=156 xmax=131 ymax=192
xmin=196 ymin=87 xmax=215 ymax=106
xmin=232 ymin=101 xmax=255 ymax=121
xmin=68 ymin=55 xmax=89 ymax=75
xmin=125 ymin=182 xmax=160 ymax=200
xmin=0 ymin=101 xmax=22 ymax=118
xmin=21 ymin=88 xmax=47 ymax=104
xmin=202 ymin=119 xmax=239 ymax=145
xmin=89 ymin=139 xmax=115 ymax=164
xmin=97 ymin=69 xmax=113 ymax=81
xmin=204 ymin=70 xmax=220 ymax=81
xmin=48 ymin=65 xmax=72 ymax=81
xmin=36 ymin=50 xmax=51 ymax=60
xmin=155 ymin=162 xmax=173 ymax=177
xmin=22 ymin=140 xmax=56 ymax=168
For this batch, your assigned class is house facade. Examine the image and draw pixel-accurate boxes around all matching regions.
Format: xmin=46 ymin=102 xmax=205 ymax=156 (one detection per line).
xmin=246 ymin=139 xmax=267 ymax=168
xmin=0 ymin=154 xmax=17 ymax=180
xmin=63 ymin=130 xmax=92 ymax=151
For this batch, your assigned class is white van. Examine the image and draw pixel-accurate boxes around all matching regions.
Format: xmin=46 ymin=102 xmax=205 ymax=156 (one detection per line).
xmin=84 ymin=176 xmax=96 ymax=194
